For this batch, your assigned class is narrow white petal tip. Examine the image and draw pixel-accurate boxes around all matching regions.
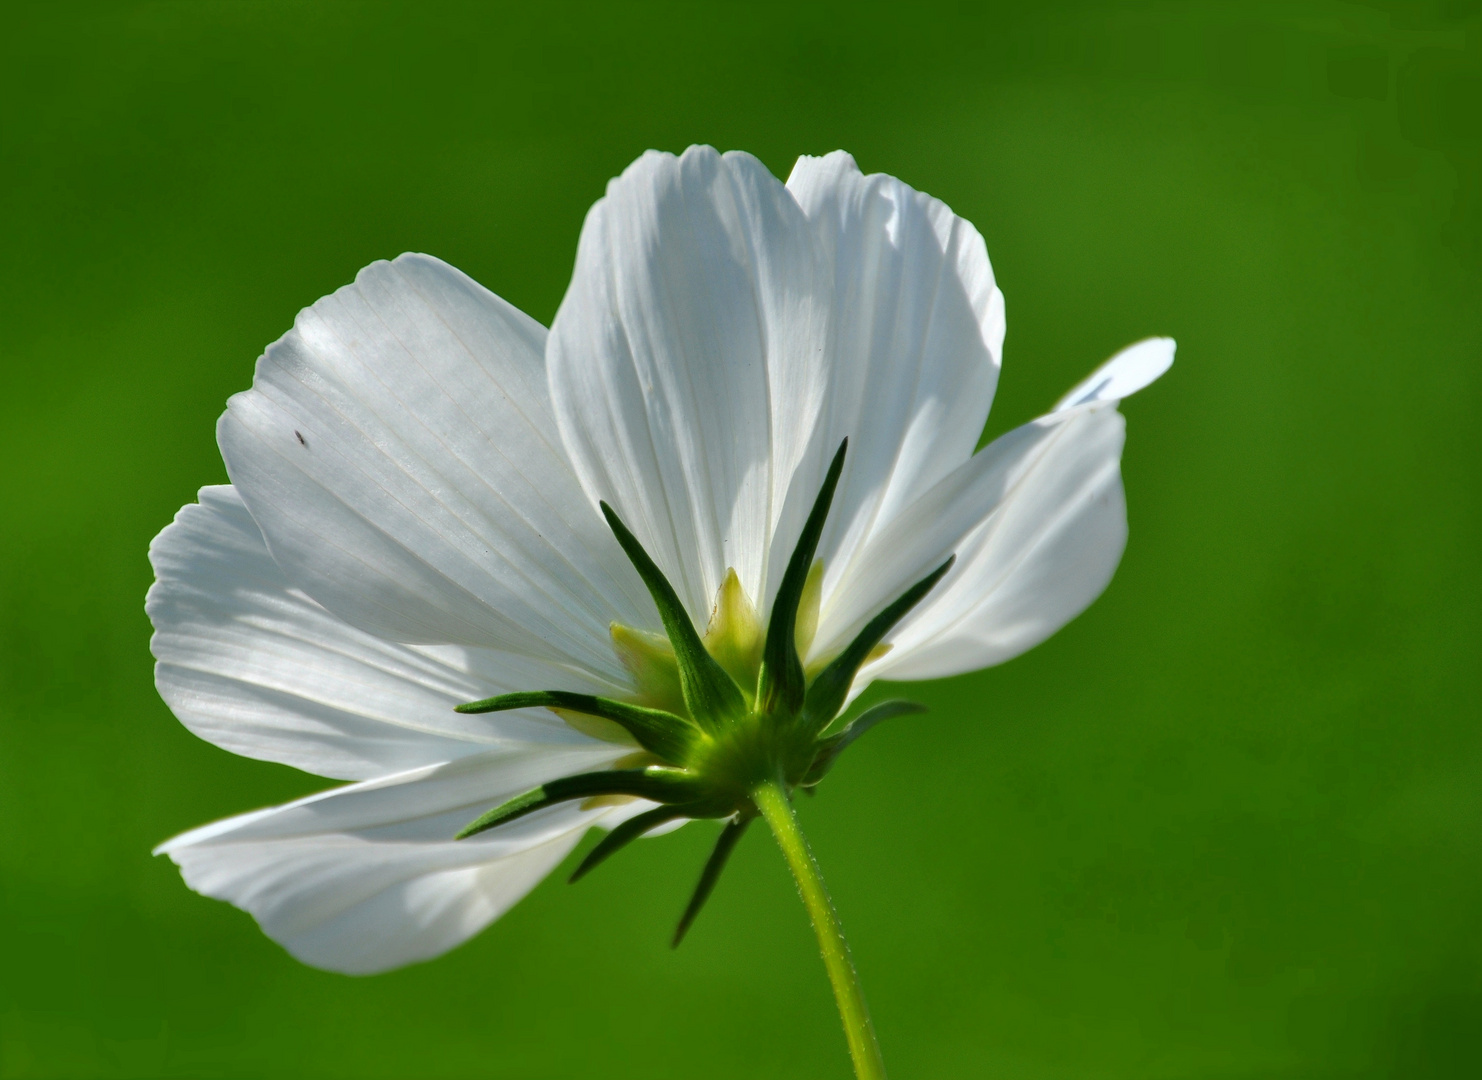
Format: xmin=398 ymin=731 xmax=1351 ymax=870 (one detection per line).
xmin=1054 ymin=337 xmax=1176 ymax=412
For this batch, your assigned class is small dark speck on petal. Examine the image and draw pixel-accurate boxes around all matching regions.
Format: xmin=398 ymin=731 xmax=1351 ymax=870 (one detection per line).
xmin=294 ymin=430 xmax=306 ymax=446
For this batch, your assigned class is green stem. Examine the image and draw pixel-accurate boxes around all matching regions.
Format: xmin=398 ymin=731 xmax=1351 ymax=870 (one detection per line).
xmin=754 ymin=780 xmax=887 ymax=1080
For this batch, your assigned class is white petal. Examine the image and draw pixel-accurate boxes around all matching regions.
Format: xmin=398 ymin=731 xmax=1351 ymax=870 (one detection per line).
xmin=785 ymin=151 xmax=1005 ymax=619
xmin=156 ymin=746 xmax=630 ymax=974
xmin=217 ymin=253 xmax=649 ymax=677
xmin=816 ymin=336 xmax=1170 ymax=684
xmin=548 ymin=147 xmax=829 ymax=625
xmin=548 ymin=148 xmax=1005 ymax=632
xmin=148 ymin=486 xmax=619 ymax=781
xmin=1054 ymin=337 xmax=1175 ymax=411
xmin=867 ymin=406 xmax=1128 ymax=681
xmin=812 ymin=404 xmax=1121 ymax=660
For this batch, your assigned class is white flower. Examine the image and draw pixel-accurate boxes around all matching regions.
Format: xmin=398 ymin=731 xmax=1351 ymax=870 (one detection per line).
xmin=149 ymin=146 xmax=1171 ymax=975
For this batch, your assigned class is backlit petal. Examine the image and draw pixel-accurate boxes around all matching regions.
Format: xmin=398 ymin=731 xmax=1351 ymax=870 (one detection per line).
xmin=548 ymin=147 xmax=828 ymax=626
xmin=783 ymin=152 xmax=1005 ymax=619
xmin=825 ymin=339 xmax=1171 ymax=682
xmin=155 ymin=746 xmax=632 ymax=974
xmin=218 ymin=253 xmax=648 ymax=677
xmin=548 ymin=148 xmax=1004 ymax=637
xmin=863 ymin=406 xmax=1128 ymax=681
xmin=1054 ymin=337 xmax=1175 ymax=411
xmin=148 ymin=486 xmax=620 ymax=780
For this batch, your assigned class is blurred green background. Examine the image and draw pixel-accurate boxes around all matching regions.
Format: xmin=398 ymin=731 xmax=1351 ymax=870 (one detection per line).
xmin=2 ymin=1 xmax=1478 ymax=1077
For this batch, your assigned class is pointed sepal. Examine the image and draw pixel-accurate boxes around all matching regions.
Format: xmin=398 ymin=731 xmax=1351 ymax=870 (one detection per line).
xmin=569 ymin=804 xmax=693 ymax=883
xmin=802 ymin=699 xmax=928 ymax=786
xmin=455 ymin=766 xmax=701 ymax=839
xmin=601 ymin=502 xmax=747 ymax=729
xmin=759 ymin=439 xmax=848 ymax=715
xmin=802 ymin=557 xmax=955 ymax=733
xmin=455 ymin=690 xmax=700 ymax=764
xmin=672 ymin=815 xmax=753 ymax=947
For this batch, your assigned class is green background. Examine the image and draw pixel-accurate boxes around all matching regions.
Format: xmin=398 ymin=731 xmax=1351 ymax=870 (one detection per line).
xmin=2 ymin=2 xmax=1478 ymax=1077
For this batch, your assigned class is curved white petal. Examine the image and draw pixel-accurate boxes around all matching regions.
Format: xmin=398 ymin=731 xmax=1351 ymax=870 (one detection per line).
xmin=148 ymin=486 xmax=621 ymax=781
xmin=217 ymin=253 xmax=649 ymax=677
xmin=548 ymin=148 xmax=1003 ymax=630
xmin=548 ymin=147 xmax=828 ymax=625
xmin=155 ymin=746 xmax=632 ymax=975
xmin=863 ymin=406 xmax=1128 ymax=682
xmin=812 ymin=404 xmax=1122 ymax=662
xmin=1054 ymin=337 xmax=1175 ymax=411
xmin=783 ymin=152 xmax=1004 ymax=614
xmin=829 ymin=339 xmax=1172 ymax=684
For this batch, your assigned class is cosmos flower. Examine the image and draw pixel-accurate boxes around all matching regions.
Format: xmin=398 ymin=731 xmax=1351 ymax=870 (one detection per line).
xmin=149 ymin=146 xmax=1171 ymax=985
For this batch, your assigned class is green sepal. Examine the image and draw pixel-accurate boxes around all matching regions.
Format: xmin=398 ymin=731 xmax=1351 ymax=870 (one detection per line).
xmin=801 ymin=556 xmax=955 ymax=734
xmin=802 ymin=699 xmax=928 ymax=786
xmin=455 ymin=766 xmax=700 ymax=840
xmin=455 ymin=690 xmax=699 ymax=764
xmin=672 ymin=815 xmax=753 ymax=947
xmin=758 ymin=439 xmax=848 ymax=716
xmin=569 ymin=804 xmax=694 ymax=883
xmin=600 ymin=502 xmax=747 ymax=730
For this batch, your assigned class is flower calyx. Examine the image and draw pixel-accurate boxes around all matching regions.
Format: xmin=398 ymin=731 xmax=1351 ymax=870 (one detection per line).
xmin=454 ymin=440 xmax=953 ymax=943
